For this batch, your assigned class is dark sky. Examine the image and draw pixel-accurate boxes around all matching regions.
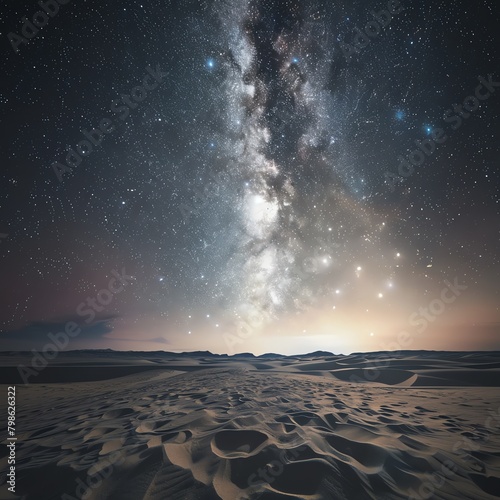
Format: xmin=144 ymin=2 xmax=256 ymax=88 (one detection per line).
xmin=1 ymin=0 xmax=499 ymax=354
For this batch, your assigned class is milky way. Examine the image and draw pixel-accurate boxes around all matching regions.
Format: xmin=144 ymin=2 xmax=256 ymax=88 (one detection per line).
xmin=196 ymin=2 xmax=378 ymax=325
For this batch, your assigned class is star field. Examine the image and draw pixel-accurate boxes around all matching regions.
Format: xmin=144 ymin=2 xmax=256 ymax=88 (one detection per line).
xmin=0 ymin=0 xmax=499 ymax=354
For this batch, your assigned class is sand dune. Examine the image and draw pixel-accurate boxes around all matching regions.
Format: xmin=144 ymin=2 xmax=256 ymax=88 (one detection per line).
xmin=1 ymin=351 xmax=500 ymax=499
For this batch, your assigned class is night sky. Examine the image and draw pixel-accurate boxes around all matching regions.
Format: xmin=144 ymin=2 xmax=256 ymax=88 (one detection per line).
xmin=1 ymin=0 xmax=499 ymax=355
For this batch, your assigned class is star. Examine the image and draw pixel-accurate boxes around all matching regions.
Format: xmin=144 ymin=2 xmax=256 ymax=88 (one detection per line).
xmin=1 ymin=0 xmax=497 ymax=360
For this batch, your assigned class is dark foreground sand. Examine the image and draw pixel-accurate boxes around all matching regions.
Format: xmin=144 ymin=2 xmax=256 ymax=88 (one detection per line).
xmin=1 ymin=351 xmax=500 ymax=499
